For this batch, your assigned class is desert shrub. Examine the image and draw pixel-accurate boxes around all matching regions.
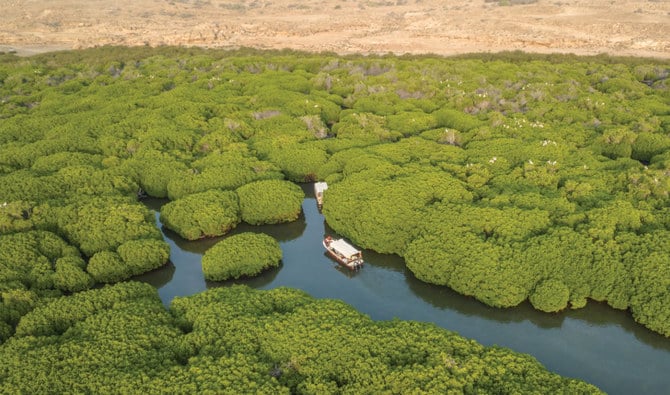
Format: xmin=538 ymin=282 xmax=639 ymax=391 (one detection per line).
xmin=202 ymin=233 xmax=282 ymax=281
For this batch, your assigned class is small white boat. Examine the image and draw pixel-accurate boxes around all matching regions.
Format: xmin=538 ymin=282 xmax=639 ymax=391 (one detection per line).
xmin=314 ymin=182 xmax=328 ymax=209
xmin=323 ymin=236 xmax=363 ymax=270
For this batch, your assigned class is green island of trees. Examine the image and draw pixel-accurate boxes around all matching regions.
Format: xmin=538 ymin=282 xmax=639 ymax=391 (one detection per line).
xmin=202 ymin=232 xmax=282 ymax=281
xmin=237 ymin=179 xmax=305 ymax=225
xmin=160 ymin=189 xmax=241 ymax=240
xmin=0 ymin=281 xmax=600 ymax=393
xmin=0 ymin=45 xmax=669 ymax=389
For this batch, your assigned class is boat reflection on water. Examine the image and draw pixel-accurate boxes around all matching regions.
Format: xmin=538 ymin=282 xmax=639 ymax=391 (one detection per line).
xmin=320 ymin=252 xmax=361 ymax=278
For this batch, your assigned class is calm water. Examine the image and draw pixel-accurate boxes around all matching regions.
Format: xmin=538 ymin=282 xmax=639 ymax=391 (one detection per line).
xmin=137 ymin=184 xmax=670 ymax=395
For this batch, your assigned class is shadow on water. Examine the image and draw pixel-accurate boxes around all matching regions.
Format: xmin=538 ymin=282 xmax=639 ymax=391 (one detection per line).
xmin=163 ymin=225 xmax=224 ymax=253
xmin=403 ymin=268 xmax=566 ymax=330
xmin=206 ymin=262 xmax=283 ymax=290
xmin=137 ymin=184 xmax=670 ymax=395
xmin=329 ymin=256 xmax=360 ymax=279
xmin=567 ymin=301 xmax=670 ymax=352
xmin=231 ymin=212 xmax=307 ymax=242
xmin=132 ymin=260 xmax=176 ymax=289
xmin=364 ymin=248 xmax=412 ymax=273
xmin=403 ymin=260 xmax=670 ymax=350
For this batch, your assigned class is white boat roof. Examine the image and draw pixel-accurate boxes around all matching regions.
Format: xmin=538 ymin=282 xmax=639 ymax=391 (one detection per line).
xmin=314 ymin=182 xmax=328 ymax=193
xmin=330 ymin=239 xmax=360 ymax=257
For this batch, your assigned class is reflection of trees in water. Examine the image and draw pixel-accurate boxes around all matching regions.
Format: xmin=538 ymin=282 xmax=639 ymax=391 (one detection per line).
xmin=352 ymin=236 xmax=565 ymax=329
xmin=161 ymin=225 xmax=224 ymax=254
xmin=322 ymin=219 xmax=334 ymax=238
xmin=333 ymin=264 xmax=357 ymax=278
xmin=231 ymin=211 xmax=307 ymax=243
xmin=401 ymin=258 xmax=565 ymax=329
xmin=363 ymin=249 xmax=405 ymax=273
xmin=299 ymin=182 xmax=315 ymax=199
xmin=568 ymin=302 xmax=670 ymax=351
xmin=142 ymin=197 xmax=168 ymax=212
xmin=205 ymin=262 xmax=282 ymax=289
xmin=324 ymin=252 xmax=360 ymax=279
xmin=132 ymin=260 xmax=176 ymax=289
xmin=405 ymin=267 xmax=670 ymax=349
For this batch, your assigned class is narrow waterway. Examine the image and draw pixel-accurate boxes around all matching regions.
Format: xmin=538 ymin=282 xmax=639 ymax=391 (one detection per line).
xmin=137 ymin=184 xmax=670 ymax=395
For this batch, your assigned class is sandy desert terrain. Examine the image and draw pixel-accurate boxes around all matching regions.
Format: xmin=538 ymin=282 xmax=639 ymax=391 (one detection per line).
xmin=0 ymin=0 xmax=669 ymax=58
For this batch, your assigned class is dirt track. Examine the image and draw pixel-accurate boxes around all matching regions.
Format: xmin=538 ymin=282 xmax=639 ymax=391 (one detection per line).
xmin=0 ymin=0 xmax=669 ymax=58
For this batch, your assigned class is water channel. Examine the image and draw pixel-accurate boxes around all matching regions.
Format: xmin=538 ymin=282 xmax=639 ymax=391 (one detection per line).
xmin=137 ymin=184 xmax=670 ymax=395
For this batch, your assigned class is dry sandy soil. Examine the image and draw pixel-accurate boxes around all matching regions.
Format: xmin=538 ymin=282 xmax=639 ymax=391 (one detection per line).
xmin=0 ymin=0 xmax=669 ymax=58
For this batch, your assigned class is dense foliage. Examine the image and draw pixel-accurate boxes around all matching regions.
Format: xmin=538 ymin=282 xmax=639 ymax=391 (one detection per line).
xmin=237 ymin=179 xmax=304 ymax=225
xmin=0 ymin=282 xmax=601 ymax=393
xmin=202 ymin=232 xmax=282 ymax=281
xmin=0 ymin=43 xmax=667 ymax=368
xmin=88 ymin=238 xmax=170 ymax=283
xmin=0 ymin=230 xmax=83 ymax=341
xmin=160 ymin=189 xmax=240 ymax=240
xmin=57 ymin=196 xmax=162 ymax=257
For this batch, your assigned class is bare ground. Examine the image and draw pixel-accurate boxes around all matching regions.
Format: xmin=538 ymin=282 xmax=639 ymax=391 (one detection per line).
xmin=0 ymin=0 xmax=669 ymax=58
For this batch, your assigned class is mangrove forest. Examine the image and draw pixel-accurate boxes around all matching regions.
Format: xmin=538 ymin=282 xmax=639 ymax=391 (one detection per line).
xmin=1 ymin=45 xmax=669 ymax=392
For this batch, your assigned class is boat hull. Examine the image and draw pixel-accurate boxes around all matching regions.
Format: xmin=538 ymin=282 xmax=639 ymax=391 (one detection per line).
xmin=323 ymin=238 xmax=363 ymax=271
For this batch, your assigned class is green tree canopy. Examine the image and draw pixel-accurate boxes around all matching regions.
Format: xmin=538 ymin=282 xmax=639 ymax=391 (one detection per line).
xmin=236 ymin=179 xmax=304 ymax=225
xmin=0 ymin=283 xmax=602 ymax=393
xmin=160 ymin=189 xmax=240 ymax=240
xmin=202 ymin=232 xmax=282 ymax=281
